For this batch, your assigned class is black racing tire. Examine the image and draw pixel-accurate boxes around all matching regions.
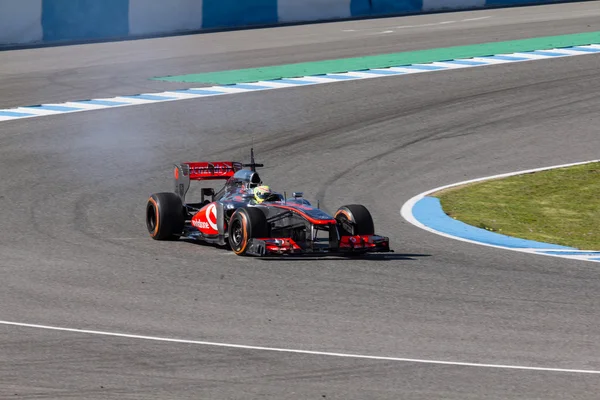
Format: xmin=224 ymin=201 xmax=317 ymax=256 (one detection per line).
xmin=335 ymin=204 xmax=375 ymax=236
xmin=146 ymin=192 xmax=185 ymax=240
xmin=228 ymin=207 xmax=269 ymax=256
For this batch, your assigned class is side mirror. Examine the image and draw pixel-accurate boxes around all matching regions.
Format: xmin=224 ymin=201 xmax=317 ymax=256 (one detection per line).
xmin=293 ymin=192 xmax=303 ymax=198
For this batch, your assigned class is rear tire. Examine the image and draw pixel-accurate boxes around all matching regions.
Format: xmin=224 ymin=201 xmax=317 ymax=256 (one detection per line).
xmin=228 ymin=208 xmax=269 ymax=256
xmin=146 ymin=192 xmax=185 ymax=240
xmin=335 ymin=204 xmax=375 ymax=236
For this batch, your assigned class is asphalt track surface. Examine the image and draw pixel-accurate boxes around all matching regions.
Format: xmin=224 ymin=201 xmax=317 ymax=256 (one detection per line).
xmin=2 ymin=2 xmax=600 ymax=399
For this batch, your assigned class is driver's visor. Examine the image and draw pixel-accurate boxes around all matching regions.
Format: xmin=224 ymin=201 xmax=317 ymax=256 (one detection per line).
xmin=255 ymin=191 xmax=271 ymax=200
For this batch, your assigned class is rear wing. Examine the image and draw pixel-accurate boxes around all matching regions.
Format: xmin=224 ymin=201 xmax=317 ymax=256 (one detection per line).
xmin=174 ymin=161 xmax=242 ymax=202
xmin=183 ymin=161 xmax=242 ymax=180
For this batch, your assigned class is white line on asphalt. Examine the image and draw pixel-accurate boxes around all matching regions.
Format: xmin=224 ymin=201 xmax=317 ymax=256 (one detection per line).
xmin=461 ymin=16 xmax=492 ymax=22
xmin=342 ymin=16 xmax=490 ymax=33
xmin=1 ymin=320 xmax=600 ymax=374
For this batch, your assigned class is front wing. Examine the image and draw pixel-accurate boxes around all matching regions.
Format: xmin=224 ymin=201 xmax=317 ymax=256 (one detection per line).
xmin=244 ymin=235 xmax=391 ymax=257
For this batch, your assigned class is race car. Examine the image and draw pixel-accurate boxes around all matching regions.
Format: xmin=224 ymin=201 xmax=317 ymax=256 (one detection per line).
xmin=145 ymin=149 xmax=391 ymax=256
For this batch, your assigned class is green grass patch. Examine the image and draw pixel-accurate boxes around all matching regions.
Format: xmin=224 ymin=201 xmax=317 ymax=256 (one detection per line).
xmin=434 ymin=162 xmax=600 ymax=250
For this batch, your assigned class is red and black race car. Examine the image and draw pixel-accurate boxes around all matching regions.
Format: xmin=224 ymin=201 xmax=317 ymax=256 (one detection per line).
xmin=145 ymin=149 xmax=391 ymax=256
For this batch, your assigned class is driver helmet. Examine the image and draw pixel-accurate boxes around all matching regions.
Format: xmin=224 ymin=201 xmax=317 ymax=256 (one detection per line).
xmin=254 ymin=185 xmax=274 ymax=204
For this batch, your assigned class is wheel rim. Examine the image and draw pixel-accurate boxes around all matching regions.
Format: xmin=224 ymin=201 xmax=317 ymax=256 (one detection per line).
xmin=230 ymin=218 xmax=244 ymax=249
xmin=336 ymin=214 xmax=353 ymax=236
xmin=146 ymin=204 xmax=157 ymax=234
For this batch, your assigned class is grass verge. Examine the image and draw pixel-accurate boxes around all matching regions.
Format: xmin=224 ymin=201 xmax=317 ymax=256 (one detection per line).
xmin=434 ymin=162 xmax=600 ymax=250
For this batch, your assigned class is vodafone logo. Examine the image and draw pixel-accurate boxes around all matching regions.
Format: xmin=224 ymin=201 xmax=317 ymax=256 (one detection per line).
xmin=191 ymin=203 xmax=219 ymax=233
xmin=189 ymin=163 xmax=234 ymax=176
xmin=192 ymin=220 xmax=210 ymax=229
xmin=206 ymin=203 xmax=218 ymax=230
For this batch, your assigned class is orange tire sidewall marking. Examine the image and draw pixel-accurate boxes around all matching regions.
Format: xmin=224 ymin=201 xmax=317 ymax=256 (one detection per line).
xmin=148 ymin=197 xmax=160 ymax=237
xmin=234 ymin=212 xmax=249 ymax=255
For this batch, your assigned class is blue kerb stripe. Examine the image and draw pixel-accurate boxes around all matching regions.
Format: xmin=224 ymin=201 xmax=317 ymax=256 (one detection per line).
xmin=317 ymin=74 xmax=357 ymax=80
xmin=124 ymin=94 xmax=176 ymax=101
xmin=569 ymin=46 xmax=600 ymax=52
xmin=0 ymin=111 xmax=35 ymax=117
xmin=267 ymin=79 xmax=316 ymax=85
xmin=443 ymin=59 xmax=489 ymax=66
xmin=588 ymin=258 xmax=600 ymax=261
xmin=359 ymin=69 xmax=405 ymax=75
xmin=399 ymin=64 xmax=446 ymax=71
xmin=230 ymin=84 xmax=272 ymax=90
xmin=537 ymin=251 xmax=600 ymax=256
xmin=484 ymin=55 xmax=529 ymax=61
xmin=23 ymin=105 xmax=82 ymax=112
xmin=412 ymin=197 xmax=574 ymax=250
xmin=178 ymin=89 xmax=226 ymax=95
xmin=75 ymin=99 xmax=128 ymax=106
xmin=528 ymin=50 xmax=567 ymax=57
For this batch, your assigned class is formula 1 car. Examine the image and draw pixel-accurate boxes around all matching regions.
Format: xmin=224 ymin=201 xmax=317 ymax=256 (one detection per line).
xmin=145 ymin=149 xmax=391 ymax=256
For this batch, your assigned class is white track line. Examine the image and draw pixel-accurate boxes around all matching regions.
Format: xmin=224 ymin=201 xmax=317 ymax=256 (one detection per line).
xmin=1 ymin=320 xmax=599 ymax=374
xmin=461 ymin=17 xmax=492 ymax=22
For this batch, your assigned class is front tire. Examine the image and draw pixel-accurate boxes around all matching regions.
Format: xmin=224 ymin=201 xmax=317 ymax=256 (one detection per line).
xmin=335 ymin=204 xmax=375 ymax=236
xmin=146 ymin=192 xmax=184 ymax=240
xmin=228 ymin=208 xmax=269 ymax=256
